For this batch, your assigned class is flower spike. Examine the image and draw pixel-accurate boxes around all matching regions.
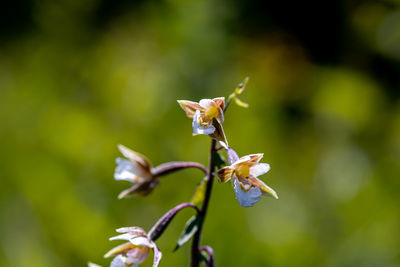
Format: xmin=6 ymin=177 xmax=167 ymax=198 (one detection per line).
xmin=178 ymin=97 xmax=228 ymax=148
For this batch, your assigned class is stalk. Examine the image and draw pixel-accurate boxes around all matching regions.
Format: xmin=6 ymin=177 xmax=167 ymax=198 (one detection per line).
xmin=191 ymin=139 xmax=217 ymax=267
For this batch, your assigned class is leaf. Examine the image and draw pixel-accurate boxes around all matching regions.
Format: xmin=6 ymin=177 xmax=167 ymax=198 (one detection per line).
xmin=174 ymin=215 xmax=202 ymax=251
xmin=191 ymin=177 xmax=207 ymax=207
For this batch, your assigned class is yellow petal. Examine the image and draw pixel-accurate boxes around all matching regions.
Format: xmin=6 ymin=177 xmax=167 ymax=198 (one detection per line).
xmin=104 ymin=242 xmax=134 ymax=258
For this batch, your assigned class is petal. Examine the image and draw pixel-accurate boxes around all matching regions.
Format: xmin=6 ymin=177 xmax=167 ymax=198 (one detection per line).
xmin=118 ymin=145 xmax=152 ymax=174
xmin=233 ymin=154 xmax=263 ymax=167
xmin=233 ymin=179 xmax=262 ymax=207
xmin=114 ymin=158 xmax=139 ymax=182
xmin=208 ymin=120 xmax=228 ymax=148
xmin=109 ymin=233 xmax=133 ymax=242
xmin=130 ymin=236 xmax=153 ymax=248
xmin=104 ymin=243 xmax=133 ymax=258
xmin=88 ymin=262 xmax=102 ymax=267
xmin=118 ymin=184 xmax=142 ymax=199
xmin=250 ymin=163 xmax=270 ymax=177
xmin=152 ymin=244 xmax=162 ymax=267
xmin=177 ymin=100 xmax=205 ymax=118
xmin=192 ymin=110 xmax=216 ymax=135
xmin=126 ymin=246 xmax=150 ymax=264
xmin=216 ymin=166 xmax=234 ymax=183
xmin=247 ymin=176 xmax=278 ymax=199
xmin=110 ymin=255 xmax=126 ymax=267
xmin=199 ymin=99 xmax=216 ymax=109
xmin=116 ymin=227 xmax=147 ymax=236
xmin=212 ymin=97 xmax=225 ymax=111
xmin=215 ymin=106 xmax=224 ymax=124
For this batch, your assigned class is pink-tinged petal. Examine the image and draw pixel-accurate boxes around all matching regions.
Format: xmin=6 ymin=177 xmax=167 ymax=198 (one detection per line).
xmin=130 ymin=236 xmax=153 ymax=248
xmin=192 ymin=110 xmax=216 ymax=135
xmin=233 ymin=178 xmax=262 ymax=207
xmin=152 ymin=244 xmax=162 ymax=267
xmin=212 ymin=97 xmax=225 ymax=111
xmin=116 ymin=227 xmax=147 ymax=235
xmin=208 ymin=120 xmax=228 ymax=148
xmin=247 ymin=176 xmax=278 ymax=199
xmin=104 ymin=242 xmax=133 ymax=258
xmin=177 ymin=100 xmax=205 ymax=118
xmin=216 ymin=166 xmax=234 ymax=183
xmin=126 ymin=246 xmax=150 ymax=264
xmin=118 ymin=145 xmax=152 ymax=173
xmin=250 ymin=163 xmax=270 ymax=177
xmin=199 ymin=99 xmax=216 ymax=109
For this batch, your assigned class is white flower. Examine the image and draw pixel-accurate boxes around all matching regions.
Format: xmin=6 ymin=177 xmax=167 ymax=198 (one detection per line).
xmin=216 ymin=154 xmax=278 ymax=207
xmin=178 ymin=97 xmax=228 ymax=148
xmin=105 ymin=227 xmax=162 ymax=267
xmin=114 ymin=145 xmax=160 ymax=199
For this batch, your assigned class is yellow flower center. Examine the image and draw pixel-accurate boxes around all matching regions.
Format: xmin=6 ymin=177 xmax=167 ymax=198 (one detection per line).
xmin=199 ymin=106 xmax=219 ymax=126
xmin=235 ymin=164 xmax=250 ymax=178
xmin=205 ymin=106 xmax=219 ymax=119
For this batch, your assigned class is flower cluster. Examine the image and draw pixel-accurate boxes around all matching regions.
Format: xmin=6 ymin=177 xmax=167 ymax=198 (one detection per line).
xmin=91 ymin=78 xmax=278 ymax=267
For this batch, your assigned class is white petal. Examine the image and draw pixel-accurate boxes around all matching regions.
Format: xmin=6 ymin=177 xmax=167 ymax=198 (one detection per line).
xmin=110 ymin=255 xmax=127 ymax=267
xmin=250 ymin=163 xmax=271 ymax=177
xmin=233 ymin=179 xmax=262 ymax=207
xmin=109 ymin=233 xmax=132 ymax=242
xmin=192 ymin=110 xmax=215 ymax=135
xmin=130 ymin=236 xmax=153 ymax=248
xmin=199 ymin=99 xmax=215 ymax=109
xmin=114 ymin=158 xmax=139 ymax=182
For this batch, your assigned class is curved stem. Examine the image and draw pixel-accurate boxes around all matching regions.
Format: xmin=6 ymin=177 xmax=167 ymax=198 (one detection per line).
xmin=191 ymin=139 xmax=217 ymax=267
xmin=152 ymin=161 xmax=208 ymax=178
xmin=148 ymin=203 xmax=200 ymax=241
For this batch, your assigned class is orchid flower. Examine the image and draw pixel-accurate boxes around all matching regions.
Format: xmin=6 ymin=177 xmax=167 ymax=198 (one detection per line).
xmin=216 ymin=153 xmax=278 ymax=207
xmin=114 ymin=144 xmax=159 ymax=199
xmin=105 ymin=227 xmax=162 ymax=267
xmin=178 ymin=97 xmax=228 ymax=148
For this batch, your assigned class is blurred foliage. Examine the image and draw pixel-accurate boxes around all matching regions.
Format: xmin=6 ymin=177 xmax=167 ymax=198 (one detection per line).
xmin=1 ymin=0 xmax=400 ymax=266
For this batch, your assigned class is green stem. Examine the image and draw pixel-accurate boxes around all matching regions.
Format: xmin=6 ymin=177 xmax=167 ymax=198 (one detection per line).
xmin=191 ymin=139 xmax=216 ymax=267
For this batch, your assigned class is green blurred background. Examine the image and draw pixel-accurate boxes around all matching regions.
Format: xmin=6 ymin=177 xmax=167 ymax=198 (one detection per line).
xmin=1 ymin=0 xmax=400 ymax=266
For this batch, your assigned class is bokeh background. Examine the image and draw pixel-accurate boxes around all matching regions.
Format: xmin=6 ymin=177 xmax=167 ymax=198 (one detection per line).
xmin=1 ymin=0 xmax=400 ymax=266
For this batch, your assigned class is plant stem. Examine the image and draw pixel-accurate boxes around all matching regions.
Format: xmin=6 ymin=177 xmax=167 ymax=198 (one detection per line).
xmin=191 ymin=139 xmax=217 ymax=267
xmin=152 ymin=161 xmax=208 ymax=178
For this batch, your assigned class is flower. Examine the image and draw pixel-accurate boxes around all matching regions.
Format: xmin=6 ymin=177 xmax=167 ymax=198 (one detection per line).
xmin=178 ymin=97 xmax=228 ymax=148
xmin=114 ymin=144 xmax=159 ymax=199
xmin=216 ymin=153 xmax=278 ymax=207
xmin=105 ymin=227 xmax=162 ymax=267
